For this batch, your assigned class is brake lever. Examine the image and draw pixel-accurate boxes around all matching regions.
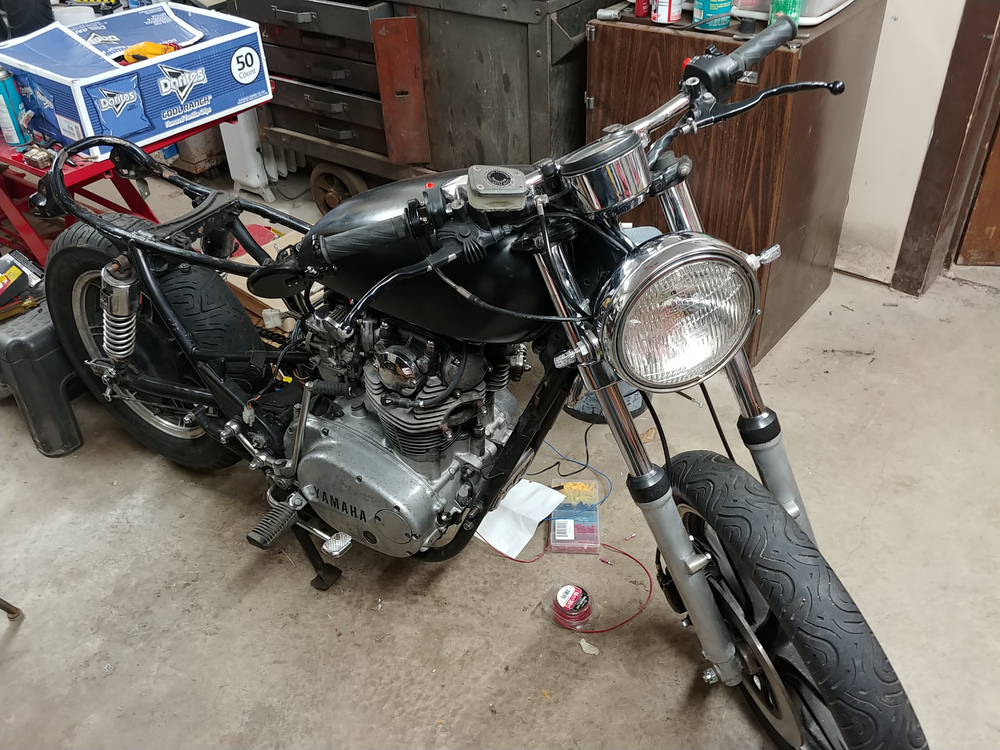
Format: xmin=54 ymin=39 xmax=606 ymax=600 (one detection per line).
xmin=696 ymin=80 xmax=844 ymax=128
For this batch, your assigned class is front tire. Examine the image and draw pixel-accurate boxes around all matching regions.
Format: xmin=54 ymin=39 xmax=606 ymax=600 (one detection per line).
xmin=670 ymin=450 xmax=927 ymax=750
xmin=45 ymin=214 xmax=264 ymax=470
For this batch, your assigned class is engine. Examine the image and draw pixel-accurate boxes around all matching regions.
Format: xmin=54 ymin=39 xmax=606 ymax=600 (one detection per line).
xmin=287 ymin=307 xmax=527 ymax=557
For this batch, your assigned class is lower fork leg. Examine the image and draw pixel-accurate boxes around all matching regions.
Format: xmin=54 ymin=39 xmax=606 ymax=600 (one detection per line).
xmin=724 ymin=351 xmax=815 ymax=541
xmin=590 ymin=381 xmax=742 ymax=686
xmin=629 ymin=470 xmax=743 ymax=686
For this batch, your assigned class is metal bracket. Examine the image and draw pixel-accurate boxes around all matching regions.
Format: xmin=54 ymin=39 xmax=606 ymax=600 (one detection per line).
xmin=550 ymin=16 xmax=587 ymax=64
xmin=584 ymin=93 xmax=595 ymax=110
xmin=304 ymin=95 xmax=348 ymax=115
xmin=271 ymin=7 xmax=316 ymax=24
xmin=684 ymin=551 xmax=712 ymax=575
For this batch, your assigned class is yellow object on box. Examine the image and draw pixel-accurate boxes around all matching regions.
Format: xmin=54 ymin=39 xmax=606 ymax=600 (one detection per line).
xmin=121 ymin=42 xmax=181 ymax=64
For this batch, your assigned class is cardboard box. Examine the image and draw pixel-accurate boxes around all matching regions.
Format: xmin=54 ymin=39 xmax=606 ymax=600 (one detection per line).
xmin=0 ymin=3 xmax=271 ymax=158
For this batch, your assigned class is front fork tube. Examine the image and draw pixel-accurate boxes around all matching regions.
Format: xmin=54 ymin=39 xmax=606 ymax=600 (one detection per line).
xmin=723 ymin=351 xmax=815 ymax=541
xmin=661 ymin=179 xmax=814 ymax=541
xmin=586 ymin=366 xmax=742 ymax=687
xmin=533 ymin=231 xmax=741 ymax=685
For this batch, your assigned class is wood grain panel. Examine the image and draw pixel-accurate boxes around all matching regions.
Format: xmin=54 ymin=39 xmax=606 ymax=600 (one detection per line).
xmin=586 ymin=23 xmax=794 ymax=257
xmin=758 ymin=0 xmax=884 ymax=356
xmin=585 ymin=2 xmax=882 ymax=362
xmin=958 ymin=123 xmax=1000 ymax=265
xmin=586 ymin=21 xmax=795 ymax=362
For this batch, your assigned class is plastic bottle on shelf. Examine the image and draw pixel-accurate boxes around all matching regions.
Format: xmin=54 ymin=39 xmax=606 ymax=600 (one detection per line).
xmin=693 ymin=0 xmax=733 ymax=30
xmin=768 ymin=0 xmax=802 ymax=25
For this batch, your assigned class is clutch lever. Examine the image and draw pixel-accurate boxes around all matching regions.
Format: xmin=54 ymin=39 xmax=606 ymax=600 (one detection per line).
xmin=696 ymin=79 xmax=844 ymax=128
xmin=645 ymin=80 xmax=842 ymax=169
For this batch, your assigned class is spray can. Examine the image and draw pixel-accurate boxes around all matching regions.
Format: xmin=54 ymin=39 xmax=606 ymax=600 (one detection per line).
xmin=650 ymin=0 xmax=681 ymax=24
xmin=0 ymin=66 xmax=30 ymax=146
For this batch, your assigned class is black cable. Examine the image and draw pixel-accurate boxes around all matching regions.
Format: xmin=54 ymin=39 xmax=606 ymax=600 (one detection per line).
xmin=699 ymin=382 xmax=735 ymax=461
xmin=431 ymin=267 xmax=591 ymax=323
xmin=543 ymin=211 xmax=632 ymax=255
xmin=639 ymin=391 xmax=671 ymax=470
xmin=527 ymin=422 xmax=596 ymax=477
xmin=383 ymin=345 xmax=468 ymax=409
xmin=248 ymin=318 xmax=302 ymax=406
xmin=646 ymin=117 xmax=691 ymax=169
xmin=537 ymin=213 xmax=592 ymax=319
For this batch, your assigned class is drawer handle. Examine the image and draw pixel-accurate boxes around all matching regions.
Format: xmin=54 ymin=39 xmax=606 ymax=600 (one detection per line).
xmin=305 ymin=63 xmax=350 ymax=82
xmin=304 ymin=95 xmax=348 ymax=115
xmin=271 ymin=7 xmax=316 ymax=24
xmin=317 ymin=125 xmax=357 ymax=142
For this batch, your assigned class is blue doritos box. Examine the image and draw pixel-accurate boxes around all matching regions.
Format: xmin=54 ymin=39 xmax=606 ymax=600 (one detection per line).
xmin=0 ymin=3 xmax=270 ymax=159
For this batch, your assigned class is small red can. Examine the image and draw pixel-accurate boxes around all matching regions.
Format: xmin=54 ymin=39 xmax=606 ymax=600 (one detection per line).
xmin=634 ymin=0 xmax=650 ymax=17
xmin=552 ymin=584 xmax=593 ymax=629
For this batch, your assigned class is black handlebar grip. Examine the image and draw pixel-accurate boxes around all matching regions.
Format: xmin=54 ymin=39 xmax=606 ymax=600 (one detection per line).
xmin=317 ymin=214 xmax=411 ymax=262
xmin=729 ymin=15 xmax=797 ymax=74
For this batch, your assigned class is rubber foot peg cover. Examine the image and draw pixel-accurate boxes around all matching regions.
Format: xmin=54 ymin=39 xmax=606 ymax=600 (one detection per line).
xmin=247 ymin=504 xmax=298 ymax=549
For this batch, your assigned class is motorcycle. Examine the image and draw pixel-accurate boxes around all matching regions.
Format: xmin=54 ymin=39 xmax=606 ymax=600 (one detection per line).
xmin=42 ymin=17 xmax=926 ymax=750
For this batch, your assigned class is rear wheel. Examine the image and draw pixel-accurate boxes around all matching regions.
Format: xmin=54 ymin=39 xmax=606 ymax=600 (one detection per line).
xmin=670 ymin=450 xmax=928 ymax=750
xmin=46 ymin=214 xmax=265 ymax=470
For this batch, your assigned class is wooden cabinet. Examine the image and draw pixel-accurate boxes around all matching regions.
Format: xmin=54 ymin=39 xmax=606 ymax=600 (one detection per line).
xmin=957 ymin=122 xmax=1000 ymax=266
xmin=585 ymin=1 xmax=884 ymax=363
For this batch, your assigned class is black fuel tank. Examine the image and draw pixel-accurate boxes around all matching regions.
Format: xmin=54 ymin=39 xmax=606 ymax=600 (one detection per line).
xmin=302 ymin=171 xmax=554 ymax=344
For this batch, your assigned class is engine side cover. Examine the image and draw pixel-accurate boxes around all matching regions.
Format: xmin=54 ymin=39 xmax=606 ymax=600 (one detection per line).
xmin=287 ymin=408 xmax=443 ymax=557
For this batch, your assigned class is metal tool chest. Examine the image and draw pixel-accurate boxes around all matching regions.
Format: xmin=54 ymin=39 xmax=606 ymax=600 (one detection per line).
xmin=228 ymin=0 xmax=605 ymax=186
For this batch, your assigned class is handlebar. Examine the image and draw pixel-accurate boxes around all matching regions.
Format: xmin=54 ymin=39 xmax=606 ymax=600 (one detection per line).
xmin=730 ymin=15 xmax=798 ymax=78
xmin=315 ymin=214 xmax=412 ymax=262
xmin=683 ymin=15 xmax=797 ymax=104
xmin=625 ymin=15 xmax=798 ymax=144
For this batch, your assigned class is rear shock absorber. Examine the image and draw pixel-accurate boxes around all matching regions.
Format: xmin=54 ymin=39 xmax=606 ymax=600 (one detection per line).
xmin=100 ymin=260 xmax=140 ymax=363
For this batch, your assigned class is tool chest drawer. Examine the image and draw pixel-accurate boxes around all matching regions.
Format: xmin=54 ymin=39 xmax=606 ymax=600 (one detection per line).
xmin=269 ymin=105 xmax=388 ymax=155
xmin=231 ymin=0 xmax=391 ymax=42
xmin=271 ymin=76 xmax=383 ymax=130
xmin=263 ymin=44 xmax=379 ymax=94
xmin=260 ymin=25 xmax=376 ymax=63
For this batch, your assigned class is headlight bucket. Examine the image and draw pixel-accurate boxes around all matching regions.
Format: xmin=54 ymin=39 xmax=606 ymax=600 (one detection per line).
xmin=595 ymin=232 xmax=760 ymax=393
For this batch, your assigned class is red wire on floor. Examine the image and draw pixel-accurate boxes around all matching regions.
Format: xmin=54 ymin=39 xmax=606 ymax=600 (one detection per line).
xmin=574 ymin=543 xmax=654 ymax=634
xmin=475 ymin=533 xmax=654 ymax=632
xmin=475 ymin=532 xmax=550 ymax=562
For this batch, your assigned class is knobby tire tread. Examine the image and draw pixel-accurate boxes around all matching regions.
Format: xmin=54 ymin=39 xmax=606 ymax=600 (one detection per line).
xmin=670 ymin=450 xmax=927 ymax=750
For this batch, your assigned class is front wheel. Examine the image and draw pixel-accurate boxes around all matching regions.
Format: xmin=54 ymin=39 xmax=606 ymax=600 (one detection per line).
xmin=670 ymin=451 xmax=927 ymax=750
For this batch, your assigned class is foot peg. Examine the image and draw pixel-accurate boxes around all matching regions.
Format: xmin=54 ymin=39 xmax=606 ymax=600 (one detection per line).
xmin=321 ymin=531 xmax=352 ymax=558
xmin=247 ymin=504 xmax=298 ymax=549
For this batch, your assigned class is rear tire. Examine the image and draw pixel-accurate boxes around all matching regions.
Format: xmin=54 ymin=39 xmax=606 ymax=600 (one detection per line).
xmin=670 ymin=450 xmax=928 ymax=750
xmin=45 ymin=214 xmax=265 ymax=470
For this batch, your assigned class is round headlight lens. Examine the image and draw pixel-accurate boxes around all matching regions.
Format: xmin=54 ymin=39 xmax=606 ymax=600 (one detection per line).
xmin=598 ymin=235 xmax=759 ymax=392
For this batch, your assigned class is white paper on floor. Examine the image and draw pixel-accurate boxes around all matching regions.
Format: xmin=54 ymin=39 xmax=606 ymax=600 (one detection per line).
xmin=475 ymin=480 xmax=566 ymax=558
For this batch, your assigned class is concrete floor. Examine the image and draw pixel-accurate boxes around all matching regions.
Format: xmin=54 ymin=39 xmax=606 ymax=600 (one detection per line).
xmin=1 ymin=178 xmax=998 ymax=748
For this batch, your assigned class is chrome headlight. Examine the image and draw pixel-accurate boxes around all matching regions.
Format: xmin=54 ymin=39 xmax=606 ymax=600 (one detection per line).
xmin=596 ymin=232 xmax=759 ymax=392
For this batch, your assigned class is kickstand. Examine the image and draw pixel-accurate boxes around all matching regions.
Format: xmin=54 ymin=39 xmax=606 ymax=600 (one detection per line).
xmin=292 ymin=525 xmax=342 ymax=590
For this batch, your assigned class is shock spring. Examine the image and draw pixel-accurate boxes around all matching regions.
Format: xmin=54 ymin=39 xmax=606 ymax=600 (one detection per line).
xmin=100 ymin=261 xmax=140 ymax=363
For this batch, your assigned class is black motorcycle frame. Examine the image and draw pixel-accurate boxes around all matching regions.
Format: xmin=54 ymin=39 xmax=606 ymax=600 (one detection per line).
xmin=47 ymin=136 xmax=582 ymax=562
